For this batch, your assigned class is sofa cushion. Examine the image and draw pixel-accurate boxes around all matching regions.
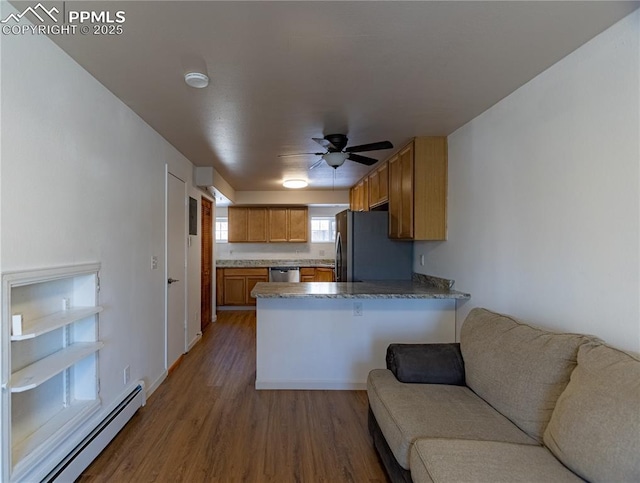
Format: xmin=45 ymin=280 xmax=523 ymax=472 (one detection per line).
xmin=544 ymin=343 xmax=640 ymax=482
xmin=460 ymin=308 xmax=596 ymax=441
xmin=367 ymin=369 xmax=537 ymax=470
xmin=409 ymin=439 xmax=582 ymax=483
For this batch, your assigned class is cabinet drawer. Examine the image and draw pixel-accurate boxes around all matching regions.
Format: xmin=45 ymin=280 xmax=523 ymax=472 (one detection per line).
xmin=300 ymin=268 xmax=315 ymax=277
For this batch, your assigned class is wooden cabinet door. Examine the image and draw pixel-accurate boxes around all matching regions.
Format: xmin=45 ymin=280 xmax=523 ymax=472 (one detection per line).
xmin=368 ymin=170 xmax=379 ymax=207
xmin=246 ymin=275 xmax=268 ymax=305
xmin=268 ymin=207 xmax=288 ymax=242
xmin=216 ymin=268 xmax=224 ymax=307
xmin=362 ymin=177 xmax=369 ymax=211
xmin=388 ymin=154 xmax=401 ymax=238
xmin=314 ymin=267 xmax=334 ymax=282
xmin=223 ymin=276 xmax=246 ymax=305
xmin=378 ymin=162 xmax=389 ymax=204
xmin=351 ymin=184 xmax=361 ymax=211
xmin=288 ymin=207 xmax=308 ymax=242
xmin=228 ymin=207 xmax=248 ymax=242
xmin=300 ymin=267 xmax=315 ymax=282
xmin=399 ymin=143 xmax=415 ymax=239
xmin=247 ymin=208 xmax=268 ymax=242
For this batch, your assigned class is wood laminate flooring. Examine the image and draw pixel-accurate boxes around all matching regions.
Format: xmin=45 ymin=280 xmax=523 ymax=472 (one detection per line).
xmin=77 ymin=310 xmax=388 ymax=482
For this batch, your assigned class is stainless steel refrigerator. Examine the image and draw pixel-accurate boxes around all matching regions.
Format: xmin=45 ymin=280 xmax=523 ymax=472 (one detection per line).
xmin=335 ymin=210 xmax=413 ymax=282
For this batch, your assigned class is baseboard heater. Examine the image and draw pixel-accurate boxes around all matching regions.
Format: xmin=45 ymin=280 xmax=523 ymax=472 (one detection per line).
xmin=42 ymin=383 xmax=146 ymax=483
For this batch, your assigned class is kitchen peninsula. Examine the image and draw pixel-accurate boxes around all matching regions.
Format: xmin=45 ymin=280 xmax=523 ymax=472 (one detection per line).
xmin=251 ymin=276 xmax=470 ymax=390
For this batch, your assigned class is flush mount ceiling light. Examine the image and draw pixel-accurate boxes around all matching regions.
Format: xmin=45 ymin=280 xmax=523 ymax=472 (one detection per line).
xmin=283 ymin=179 xmax=308 ymax=189
xmin=323 ymin=152 xmax=349 ymax=168
xmin=184 ymin=72 xmax=209 ymax=88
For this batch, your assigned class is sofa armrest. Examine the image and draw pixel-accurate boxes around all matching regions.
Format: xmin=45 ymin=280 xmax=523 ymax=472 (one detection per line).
xmin=386 ymin=343 xmax=465 ymax=385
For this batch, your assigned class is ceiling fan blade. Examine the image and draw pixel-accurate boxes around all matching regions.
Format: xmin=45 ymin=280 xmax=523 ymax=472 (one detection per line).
xmin=309 ymin=159 xmax=325 ymax=170
xmin=312 ymin=137 xmax=337 ymax=150
xmin=345 ymin=141 xmax=393 ymax=153
xmin=348 ymin=153 xmax=378 ymax=166
xmin=278 ymin=152 xmax=324 ymax=158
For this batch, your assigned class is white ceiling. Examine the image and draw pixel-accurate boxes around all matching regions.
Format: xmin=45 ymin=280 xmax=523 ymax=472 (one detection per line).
xmin=43 ymin=1 xmax=638 ymax=191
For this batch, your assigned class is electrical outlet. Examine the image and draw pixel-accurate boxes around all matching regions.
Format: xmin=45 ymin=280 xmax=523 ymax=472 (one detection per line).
xmin=420 ymin=254 xmax=425 ymax=266
xmin=319 ymin=249 xmax=326 ymax=256
xmin=353 ymin=302 xmax=363 ymax=316
xmin=151 ymin=256 xmax=158 ymax=270
xmin=124 ymin=365 xmax=130 ymax=385
xmin=61 ymin=298 xmax=71 ymax=311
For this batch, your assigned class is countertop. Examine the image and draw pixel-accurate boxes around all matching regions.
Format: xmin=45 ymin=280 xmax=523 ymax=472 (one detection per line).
xmin=251 ymin=280 xmax=470 ymax=300
xmin=217 ymin=259 xmax=334 ymax=268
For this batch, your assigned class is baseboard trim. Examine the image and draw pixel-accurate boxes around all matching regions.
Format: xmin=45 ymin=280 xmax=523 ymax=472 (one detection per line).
xmin=146 ymin=370 xmax=167 ymax=398
xmin=168 ymin=354 xmax=184 ymax=375
xmin=187 ymin=333 xmax=202 ymax=351
xmin=255 ymin=380 xmax=367 ymax=390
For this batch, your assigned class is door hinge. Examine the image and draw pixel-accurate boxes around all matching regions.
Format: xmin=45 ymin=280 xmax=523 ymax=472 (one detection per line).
xmin=97 ymin=274 xmax=101 ymax=293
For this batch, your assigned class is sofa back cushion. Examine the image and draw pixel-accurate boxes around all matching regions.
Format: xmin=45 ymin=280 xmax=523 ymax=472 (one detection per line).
xmin=460 ymin=308 xmax=595 ymax=442
xmin=544 ymin=343 xmax=640 ymax=482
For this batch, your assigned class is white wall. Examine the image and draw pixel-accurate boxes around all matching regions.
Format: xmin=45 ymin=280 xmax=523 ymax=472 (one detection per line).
xmin=415 ymin=11 xmax=640 ymax=352
xmin=216 ymin=205 xmax=345 ymax=260
xmin=256 ymin=297 xmax=455 ymax=389
xmin=0 ymin=22 xmax=206 ymax=411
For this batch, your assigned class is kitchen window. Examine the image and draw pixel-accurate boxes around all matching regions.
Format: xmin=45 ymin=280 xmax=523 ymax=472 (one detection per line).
xmin=311 ymin=216 xmax=336 ymax=243
xmin=215 ymin=217 xmax=228 ymax=243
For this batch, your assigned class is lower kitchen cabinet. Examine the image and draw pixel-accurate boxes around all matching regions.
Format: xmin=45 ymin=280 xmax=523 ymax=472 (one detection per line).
xmin=300 ymin=268 xmax=315 ymax=282
xmin=314 ymin=267 xmax=335 ymax=282
xmin=217 ymin=268 xmax=268 ymax=306
xmin=301 ymin=267 xmax=335 ymax=282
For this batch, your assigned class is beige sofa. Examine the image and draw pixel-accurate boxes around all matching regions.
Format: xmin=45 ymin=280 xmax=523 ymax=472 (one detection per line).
xmin=367 ymin=308 xmax=640 ymax=482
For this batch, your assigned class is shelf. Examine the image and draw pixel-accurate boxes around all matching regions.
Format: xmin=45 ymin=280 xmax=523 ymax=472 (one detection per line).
xmin=11 ymin=306 xmax=103 ymax=341
xmin=10 ymin=342 xmax=104 ymax=393
xmin=12 ymin=399 xmax=101 ymax=471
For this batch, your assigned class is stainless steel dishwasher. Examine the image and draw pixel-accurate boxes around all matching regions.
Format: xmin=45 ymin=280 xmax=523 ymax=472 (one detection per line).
xmin=269 ymin=267 xmax=301 ymax=282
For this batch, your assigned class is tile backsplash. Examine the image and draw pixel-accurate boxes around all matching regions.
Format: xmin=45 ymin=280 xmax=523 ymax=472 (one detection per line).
xmin=216 ymin=242 xmax=334 ymax=260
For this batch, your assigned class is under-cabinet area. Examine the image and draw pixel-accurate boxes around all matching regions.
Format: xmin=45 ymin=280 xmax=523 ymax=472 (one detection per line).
xmin=1 ymin=264 xmax=103 ymax=482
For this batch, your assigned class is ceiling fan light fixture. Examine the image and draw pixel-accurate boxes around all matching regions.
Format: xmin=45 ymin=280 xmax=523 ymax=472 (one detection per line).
xmin=323 ymin=152 xmax=349 ymax=168
xmin=184 ymin=72 xmax=209 ymax=88
xmin=283 ymin=179 xmax=308 ymax=189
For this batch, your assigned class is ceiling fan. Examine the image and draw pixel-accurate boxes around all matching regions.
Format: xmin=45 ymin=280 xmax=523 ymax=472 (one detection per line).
xmin=279 ymin=134 xmax=393 ymax=170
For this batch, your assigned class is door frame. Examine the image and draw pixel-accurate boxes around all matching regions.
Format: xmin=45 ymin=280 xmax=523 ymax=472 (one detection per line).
xmin=200 ymin=196 xmax=214 ymax=331
xmin=165 ymin=168 xmax=188 ymax=371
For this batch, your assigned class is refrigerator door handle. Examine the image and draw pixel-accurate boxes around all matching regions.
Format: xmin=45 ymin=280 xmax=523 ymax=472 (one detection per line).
xmin=335 ymin=232 xmax=342 ymax=282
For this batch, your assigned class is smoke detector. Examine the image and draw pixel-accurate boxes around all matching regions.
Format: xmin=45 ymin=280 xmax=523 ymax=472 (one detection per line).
xmin=184 ymin=72 xmax=209 ymax=88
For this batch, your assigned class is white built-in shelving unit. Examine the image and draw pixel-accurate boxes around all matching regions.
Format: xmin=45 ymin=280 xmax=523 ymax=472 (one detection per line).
xmin=1 ymin=263 xmax=103 ymax=482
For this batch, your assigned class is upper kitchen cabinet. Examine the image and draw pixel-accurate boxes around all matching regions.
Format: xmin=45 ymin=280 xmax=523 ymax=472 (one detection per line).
xmin=350 ymin=178 xmax=369 ymax=212
xmin=268 ymin=207 xmax=308 ymax=243
xmin=228 ymin=207 xmax=268 ymax=243
xmin=287 ymin=207 xmax=309 ymax=242
xmin=229 ymin=206 xmax=308 ymax=243
xmin=388 ymin=137 xmax=447 ymax=241
xmin=368 ymin=161 xmax=389 ymax=208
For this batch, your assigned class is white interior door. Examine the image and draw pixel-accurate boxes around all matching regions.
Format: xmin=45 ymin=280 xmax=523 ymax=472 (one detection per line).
xmin=167 ymin=172 xmax=186 ymax=370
